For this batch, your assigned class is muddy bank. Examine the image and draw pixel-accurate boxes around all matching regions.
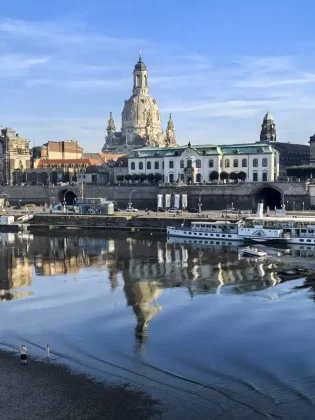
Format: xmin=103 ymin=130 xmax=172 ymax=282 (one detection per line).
xmin=0 ymin=349 xmax=162 ymax=420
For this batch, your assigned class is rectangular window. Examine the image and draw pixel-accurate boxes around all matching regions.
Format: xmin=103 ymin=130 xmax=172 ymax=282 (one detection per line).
xmin=169 ymin=160 xmax=174 ymax=169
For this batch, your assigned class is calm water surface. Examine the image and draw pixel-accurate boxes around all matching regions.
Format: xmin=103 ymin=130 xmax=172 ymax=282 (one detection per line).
xmin=1 ymin=232 xmax=315 ymax=419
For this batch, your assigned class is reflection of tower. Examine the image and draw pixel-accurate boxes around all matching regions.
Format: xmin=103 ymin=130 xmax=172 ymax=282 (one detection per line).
xmin=123 ymin=271 xmax=163 ymax=344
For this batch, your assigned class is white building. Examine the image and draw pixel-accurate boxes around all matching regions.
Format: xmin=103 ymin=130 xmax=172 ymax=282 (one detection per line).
xmin=128 ymin=143 xmax=279 ymax=183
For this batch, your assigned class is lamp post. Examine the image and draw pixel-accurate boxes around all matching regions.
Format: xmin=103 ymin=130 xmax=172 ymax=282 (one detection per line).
xmin=293 ymin=201 xmax=295 ymax=212
xmin=286 ymin=200 xmax=289 ymax=211
xmin=198 ymin=190 xmax=205 ymax=213
xmin=129 ymin=189 xmax=137 ymax=209
xmin=303 ymin=202 xmax=305 ymax=212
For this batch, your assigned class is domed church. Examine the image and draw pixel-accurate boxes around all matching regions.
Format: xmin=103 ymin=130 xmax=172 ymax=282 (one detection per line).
xmin=102 ymin=54 xmax=177 ymax=154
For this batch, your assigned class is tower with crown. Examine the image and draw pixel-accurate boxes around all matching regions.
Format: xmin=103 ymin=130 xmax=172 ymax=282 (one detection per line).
xmin=102 ymin=53 xmax=177 ymax=154
xmin=260 ymin=112 xmax=276 ymax=142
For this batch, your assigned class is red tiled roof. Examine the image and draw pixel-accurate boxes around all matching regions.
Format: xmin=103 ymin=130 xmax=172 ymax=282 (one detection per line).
xmin=37 ymin=159 xmax=100 ymax=167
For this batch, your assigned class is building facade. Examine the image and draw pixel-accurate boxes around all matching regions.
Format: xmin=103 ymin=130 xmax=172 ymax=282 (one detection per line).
xmin=33 ymin=140 xmax=83 ymax=168
xmin=128 ymin=143 xmax=279 ymax=183
xmin=102 ymin=54 xmax=177 ymax=155
xmin=258 ymin=112 xmax=310 ymax=177
xmin=0 ymin=127 xmax=31 ymax=185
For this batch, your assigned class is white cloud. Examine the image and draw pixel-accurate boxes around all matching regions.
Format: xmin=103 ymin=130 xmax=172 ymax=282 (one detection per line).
xmin=0 ymin=54 xmax=50 ymax=77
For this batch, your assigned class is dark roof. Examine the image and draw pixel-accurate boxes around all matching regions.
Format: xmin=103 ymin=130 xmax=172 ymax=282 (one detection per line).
xmin=134 ymin=57 xmax=147 ymax=71
xmin=114 ymin=155 xmax=128 ymax=167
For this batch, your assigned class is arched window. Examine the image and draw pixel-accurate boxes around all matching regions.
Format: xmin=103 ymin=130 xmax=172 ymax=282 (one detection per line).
xmin=196 ymin=173 xmax=201 ymax=182
xmin=169 ymin=160 xmax=174 ymax=169
xmin=253 ymin=172 xmax=258 ymax=181
xmin=147 ymin=161 xmax=151 ymax=170
xmin=187 ymin=160 xmax=192 ymax=168
xmin=139 ymin=162 xmax=143 ymax=170
xmin=262 ymin=158 xmax=268 ymax=167
xmin=131 ymin=162 xmax=135 ymax=170
xmin=242 ymin=158 xmax=247 ymax=167
xmin=180 ymin=160 xmax=184 ymax=168
xmin=144 ymin=75 xmax=147 ymax=86
xmin=208 ymin=159 xmax=213 ymax=168
xmin=262 ymin=172 xmax=267 ymax=182
xmin=169 ymin=173 xmax=174 ymax=183
xmin=154 ymin=161 xmax=159 ymax=170
xmin=253 ymin=158 xmax=258 ymax=167
xmin=136 ymin=74 xmax=141 ymax=87
xmin=225 ymin=159 xmax=230 ymax=168
xmin=196 ymin=159 xmax=201 ymax=168
xmin=233 ymin=159 xmax=238 ymax=168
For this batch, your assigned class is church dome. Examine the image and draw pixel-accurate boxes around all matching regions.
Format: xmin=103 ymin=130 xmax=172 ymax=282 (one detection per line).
xmin=121 ymin=93 xmax=162 ymax=134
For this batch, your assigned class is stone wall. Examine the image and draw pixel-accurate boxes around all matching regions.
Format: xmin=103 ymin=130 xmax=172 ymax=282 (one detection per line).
xmin=0 ymin=181 xmax=310 ymax=210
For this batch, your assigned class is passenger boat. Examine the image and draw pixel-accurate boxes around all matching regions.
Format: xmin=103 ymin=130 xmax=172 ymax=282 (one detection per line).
xmin=167 ymin=203 xmax=315 ymax=245
xmin=240 ymin=247 xmax=267 ymax=258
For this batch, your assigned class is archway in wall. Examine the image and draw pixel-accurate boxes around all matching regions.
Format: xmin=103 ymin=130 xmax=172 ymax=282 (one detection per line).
xmin=254 ymin=187 xmax=281 ymax=209
xmin=59 ymin=190 xmax=77 ymax=205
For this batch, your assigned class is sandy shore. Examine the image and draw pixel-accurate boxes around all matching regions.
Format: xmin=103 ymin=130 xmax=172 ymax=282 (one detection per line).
xmin=0 ymin=350 xmax=162 ymax=420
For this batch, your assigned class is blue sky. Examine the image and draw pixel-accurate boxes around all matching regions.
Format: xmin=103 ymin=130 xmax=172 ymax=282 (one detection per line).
xmin=1 ymin=0 xmax=315 ymax=151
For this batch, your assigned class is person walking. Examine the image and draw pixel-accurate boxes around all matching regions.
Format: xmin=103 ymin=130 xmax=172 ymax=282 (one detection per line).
xmin=20 ymin=343 xmax=27 ymax=365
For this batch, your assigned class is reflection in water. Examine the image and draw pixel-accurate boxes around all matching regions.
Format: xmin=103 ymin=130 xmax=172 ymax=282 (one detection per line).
xmin=0 ymin=232 xmax=314 ymax=341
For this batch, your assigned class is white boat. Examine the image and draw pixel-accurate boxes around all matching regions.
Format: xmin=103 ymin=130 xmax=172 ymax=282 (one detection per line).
xmin=240 ymin=247 xmax=267 ymax=258
xmin=167 ymin=203 xmax=315 ymax=245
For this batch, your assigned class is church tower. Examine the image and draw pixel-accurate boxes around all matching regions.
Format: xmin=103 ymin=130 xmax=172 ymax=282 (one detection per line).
xmin=165 ymin=114 xmax=177 ymax=147
xmin=260 ymin=112 xmax=276 ymax=142
xmin=133 ymin=53 xmax=149 ymax=96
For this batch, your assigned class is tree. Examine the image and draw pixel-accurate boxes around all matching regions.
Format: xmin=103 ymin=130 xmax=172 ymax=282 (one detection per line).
xmin=237 ymin=171 xmax=247 ymax=182
xmin=139 ymin=173 xmax=147 ymax=183
xmin=147 ymin=173 xmax=155 ymax=183
xmin=131 ymin=173 xmax=139 ymax=182
xmin=220 ymin=171 xmax=229 ymax=181
xmin=154 ymin=173 xmax=162 ymax=183
xmin=116 ymin=175 xmax=124 ymax=182
xmin=210 ymin=171 xmax=219 ymax=182
xmin=229 ymin=172 xmax=238 ymax=183
xmin=124 ymin=174 xmax=131 ymax=183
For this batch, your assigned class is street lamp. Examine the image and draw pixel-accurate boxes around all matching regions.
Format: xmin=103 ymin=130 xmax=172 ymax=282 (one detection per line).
xmin=129 ymin=189 xmax=137 ymax=209
xmin=198 ymin=190 xmax=205 ymax=213
xmin=293 ymin=202 xmax=295 ymax=212
xmin=303 ymin=202 xmax=305 ymax=212
xmin=286 ymin=200 xmax=289 ymax=211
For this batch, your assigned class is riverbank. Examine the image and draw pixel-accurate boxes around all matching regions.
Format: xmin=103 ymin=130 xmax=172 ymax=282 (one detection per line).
xmin=0 ymin=349 xmax=162 ymax=420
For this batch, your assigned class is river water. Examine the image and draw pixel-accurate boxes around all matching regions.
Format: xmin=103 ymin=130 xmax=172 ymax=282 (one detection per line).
xmin=1 ymin=231 xmax=315 ymax=419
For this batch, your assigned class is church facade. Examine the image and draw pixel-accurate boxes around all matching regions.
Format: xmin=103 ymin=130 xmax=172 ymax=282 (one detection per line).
xmin=102 ymin=55 xmax=177 ymax=154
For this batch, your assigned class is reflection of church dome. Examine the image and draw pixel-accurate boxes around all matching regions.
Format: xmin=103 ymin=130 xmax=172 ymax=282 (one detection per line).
xmin=123 ymin=278 xmax=163 ymax=344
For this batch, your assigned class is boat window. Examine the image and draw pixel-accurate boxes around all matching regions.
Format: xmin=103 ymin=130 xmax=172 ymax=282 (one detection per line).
xmin=189 ymin=232 xmax=192 ymax=235
xmin=307 ymin=240 xmax=311 ymax=242
xmin=205 ymin=233 xmax=208 ymax=236
xmin=216 ymin=234 xmax=220 ymax=237
xmin=301 ymin=229 xmax=307 ymax=233
xmin=308 ymin=230 xmax=314 ymax=233
xmin=196 ymin=224 xmax=200 ymax=228
xmin=210 ymin=234 xmax=214 ymax=237
xmin=222 ymin=235 xmax=225 ymax=237
xmin=194 ymin=233 xmax=197 ymax=235
xmin=199 ymin=233 xmax=202 ymax=236
xmin=228 ymin=235 xmax=231 ymax=237
xmin=300 ymin=239 xmax=304 ymax=242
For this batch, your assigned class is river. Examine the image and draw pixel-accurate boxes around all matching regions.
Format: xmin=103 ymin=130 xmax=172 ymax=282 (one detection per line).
xmin=1 ymin=231 xmax=315 ymax=419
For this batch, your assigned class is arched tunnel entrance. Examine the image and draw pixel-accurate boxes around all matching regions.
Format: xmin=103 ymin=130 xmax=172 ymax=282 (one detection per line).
xmin=59 ymin=190 xmax=77 ymax=205
xmin=254 ymin=187 xmax=282 ymax=210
